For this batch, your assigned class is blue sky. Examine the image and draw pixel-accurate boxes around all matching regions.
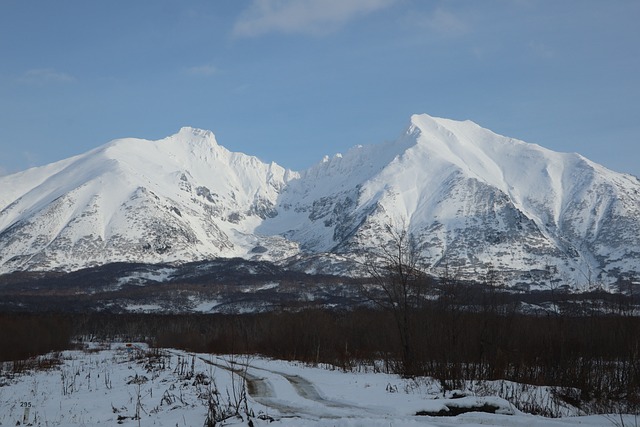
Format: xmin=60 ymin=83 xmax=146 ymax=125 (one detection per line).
xmin=1 ymin=0 xmax=639 ymax=177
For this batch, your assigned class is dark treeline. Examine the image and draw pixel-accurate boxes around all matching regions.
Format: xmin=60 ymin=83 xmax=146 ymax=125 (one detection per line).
xmin=1 ymin=305 xmax=639 ymax=411
xmin=0 ymin=313 xmax=72 ymax=361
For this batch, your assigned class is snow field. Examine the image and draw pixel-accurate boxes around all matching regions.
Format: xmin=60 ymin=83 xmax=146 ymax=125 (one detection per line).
xmin=1 ymin=344 xmax=636 ymax=426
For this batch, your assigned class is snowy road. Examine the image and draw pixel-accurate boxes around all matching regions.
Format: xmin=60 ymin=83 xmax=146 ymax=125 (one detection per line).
xmin=199 ymin=355 xmax=383 ymax=419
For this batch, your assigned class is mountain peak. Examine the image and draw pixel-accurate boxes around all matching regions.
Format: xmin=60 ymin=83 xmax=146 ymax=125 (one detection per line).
xmin=410 ymin=112 xmax=467 ymax=129
xmin=174 ymin=127 xmax=218 ymax=145
xmin=409 ymin=112 xmax=443 ymax=126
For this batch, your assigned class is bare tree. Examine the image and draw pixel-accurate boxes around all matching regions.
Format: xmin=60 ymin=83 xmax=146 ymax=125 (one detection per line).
xmin=359 ymin=222 xmax=429 ymax=376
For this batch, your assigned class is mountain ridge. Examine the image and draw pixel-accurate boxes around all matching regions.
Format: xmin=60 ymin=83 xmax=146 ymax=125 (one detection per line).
xmin=1 ymin=114 xmax=639 ymax=288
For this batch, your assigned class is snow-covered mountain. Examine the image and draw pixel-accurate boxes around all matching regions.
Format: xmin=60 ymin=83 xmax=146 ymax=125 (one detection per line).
xmin=0 ymin=127 xmax=300 ymax=272
xmin=1 ymin=115 xmax=639 ymax=287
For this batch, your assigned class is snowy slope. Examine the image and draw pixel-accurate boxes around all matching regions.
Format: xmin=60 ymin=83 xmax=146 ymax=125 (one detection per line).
xmin=1 ymin=115 xmax=639 ymax=287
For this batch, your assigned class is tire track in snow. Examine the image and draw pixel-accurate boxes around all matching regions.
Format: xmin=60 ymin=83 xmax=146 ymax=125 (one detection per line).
xmin=264 ymin=370 xmax=373 ymax=412
xmin=188 ymin=353 xmax=386 ymax=419
xmin=194 ymin=355 xmax=335 ymax=418
xmin=212 ymin=357 xmax=386 ymax=416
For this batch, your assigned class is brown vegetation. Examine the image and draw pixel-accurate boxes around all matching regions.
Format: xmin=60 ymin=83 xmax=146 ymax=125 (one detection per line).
xmin=0 ymin=313 xmax=71 ymax=362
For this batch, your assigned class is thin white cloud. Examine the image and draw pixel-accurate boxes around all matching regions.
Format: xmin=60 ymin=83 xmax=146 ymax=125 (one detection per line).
xmin=19 ymin=68 xmax=76 ymax=84
xmin=185 ymin=64 xmax=218 ymax=76
xmin=428 ymin=8 xmax=468 ymax=37
xmin=233 ymin=0 xmax=397 ymax=38
xmin=408 ymin=8 xmax=469 ymax=38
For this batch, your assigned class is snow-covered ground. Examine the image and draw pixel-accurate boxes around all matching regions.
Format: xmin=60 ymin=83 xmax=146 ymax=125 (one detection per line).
xmin=0 ymin=344 xmax=634 ymax=427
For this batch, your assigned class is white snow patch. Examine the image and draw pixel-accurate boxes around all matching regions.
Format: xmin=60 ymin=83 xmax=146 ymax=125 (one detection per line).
xmin=241 ymin=282 xmax=279 ymax=293
xmin=125 ymin=304 xmax=163 ymax=312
